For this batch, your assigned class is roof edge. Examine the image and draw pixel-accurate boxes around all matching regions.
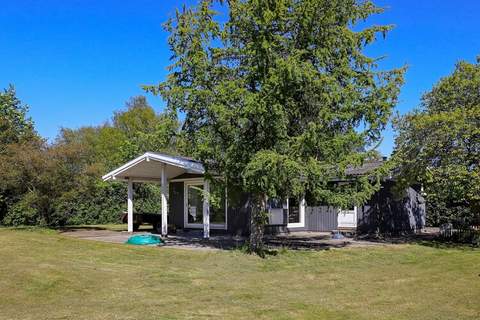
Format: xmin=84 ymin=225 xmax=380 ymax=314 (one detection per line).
xmin=102 ymin=152 xmax=205 ymax=181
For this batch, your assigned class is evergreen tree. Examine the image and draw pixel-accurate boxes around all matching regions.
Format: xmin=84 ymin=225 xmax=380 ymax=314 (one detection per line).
xmin=146 ymin=0 xmax=404 ymax=253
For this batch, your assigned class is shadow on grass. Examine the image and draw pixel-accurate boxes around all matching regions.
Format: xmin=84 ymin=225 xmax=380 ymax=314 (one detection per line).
xmin=356 ymin=232 xmax=479 ymax=250
xmin=56 ymin=224 xmax=153 ymax=233
xmin=265 ymin=239 xmax=350 ymax=251
xmin=19 ymin=224 xmax=478 ymax=253
xmin=415 ymin=240 xmax=479 ymax=250
xmin=0 ymin=226 xmax=58 ymax=234
xmin=57 ymin=226 xmax=116 ymax=232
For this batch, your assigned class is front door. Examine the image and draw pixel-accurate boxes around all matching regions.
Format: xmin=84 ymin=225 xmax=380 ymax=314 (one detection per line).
xmin=337 ymin=206 xmax=357 ymax=228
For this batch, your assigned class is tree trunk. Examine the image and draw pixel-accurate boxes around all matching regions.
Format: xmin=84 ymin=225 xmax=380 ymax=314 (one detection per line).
xmin=249 ymin=193 xmax=267 ymax=255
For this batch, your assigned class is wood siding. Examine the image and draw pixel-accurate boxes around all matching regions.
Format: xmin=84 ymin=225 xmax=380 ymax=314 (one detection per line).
xmin=267 ymin=206 xmax=338 ymax=233
xmin=305 ymin=206 xmax=338 ymax=231
xmin=169 ymin=181 xmax=185 ymax=229
xmin=168 ymin=181 xmax=251 ymax=235
xmin=357 ymin=181 xmax=426 ymax=234
xmin=169 ymin=179 xmax=426 ymax=235
xmin=226 ymin=204 xmax=250 ymax=236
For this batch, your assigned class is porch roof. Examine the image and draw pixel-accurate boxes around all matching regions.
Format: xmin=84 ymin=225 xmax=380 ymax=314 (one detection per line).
xmin=102 ymin=152 xmax=205 ymax=182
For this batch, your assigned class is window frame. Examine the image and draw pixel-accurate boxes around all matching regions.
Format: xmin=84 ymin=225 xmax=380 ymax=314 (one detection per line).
xmin=183 ymin=178 xmax=228 ymax=230
xmin=286 ymin=196 xmax=306 ymax=228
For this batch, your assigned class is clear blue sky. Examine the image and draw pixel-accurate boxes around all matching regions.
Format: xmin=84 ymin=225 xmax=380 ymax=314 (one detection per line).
xmin=1 ymin=0 xmax=479 ymax=155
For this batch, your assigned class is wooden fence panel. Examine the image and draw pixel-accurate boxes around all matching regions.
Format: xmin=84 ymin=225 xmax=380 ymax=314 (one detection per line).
xmin=306 ymin=206 xmax=338 ymax=231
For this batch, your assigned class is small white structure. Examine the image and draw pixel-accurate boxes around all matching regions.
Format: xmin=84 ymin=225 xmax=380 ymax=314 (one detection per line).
xmin=102 ymin=152 xmax=209 ymax=237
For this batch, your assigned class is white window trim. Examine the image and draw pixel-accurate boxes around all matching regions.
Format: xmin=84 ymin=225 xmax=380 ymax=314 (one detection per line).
xmin=183 ymin=178 xmax=227 ymax=230
xmin=287 ymin=197 xmax=306 ymax=228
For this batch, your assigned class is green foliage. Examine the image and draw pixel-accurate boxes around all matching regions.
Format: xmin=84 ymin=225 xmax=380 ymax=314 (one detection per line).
xmin=53 ymin=179 xmax=127 ymax=225
xmin=393 ymin=58 xmax=480 ymax=226
xmin=242 ymin=150 xmax=304 ymax=199
xmin=0 ymin=92 xmax=180 ymax=227
xmin=148 ymin=0 xmax=403 ymax=204
xmin=146 ymin=0 xmax=404 ymax=251
xmin=2 ymin=191 xmax=40 ymax=226
xmin=113 ymin=96 xmax=181 ymax=162
xmin=0 ymin=85 xmax=37 ymax=151
xmin=114 ymin=96 xmax=157 ymax=136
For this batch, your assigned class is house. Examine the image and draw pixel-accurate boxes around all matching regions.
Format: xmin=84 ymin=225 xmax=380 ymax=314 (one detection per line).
xmin=102 ymin=152 xmax=426 ymax=238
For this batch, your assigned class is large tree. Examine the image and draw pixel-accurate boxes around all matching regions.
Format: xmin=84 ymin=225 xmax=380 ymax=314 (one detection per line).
xmin=0 ymin=85 xmax=37 ymax=152
xmin=0 ymin=86 xmax=40 ymax=222
xmin=393 ymin=58 xmax=480 ymax=226
xmin=146 ymin=0 xmax=404 ymax=253
xmin=112 ymin=96 xmax=180 ymax=163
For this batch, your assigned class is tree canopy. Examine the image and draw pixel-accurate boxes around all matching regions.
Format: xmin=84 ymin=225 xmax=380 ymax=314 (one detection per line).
xmin=0 ymin=92 xmax=180 ymax=227
xmin=393 ymin=58 xmax=480 ymax=226
xmin=146 ymin=0 xmax=405 ymax=251
xmin=0 ymin=85 xmax=37 ymax=151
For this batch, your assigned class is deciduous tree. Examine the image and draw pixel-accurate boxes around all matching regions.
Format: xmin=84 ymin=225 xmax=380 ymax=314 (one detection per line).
xmin=393 ymin=58 xmax=480 ymax=226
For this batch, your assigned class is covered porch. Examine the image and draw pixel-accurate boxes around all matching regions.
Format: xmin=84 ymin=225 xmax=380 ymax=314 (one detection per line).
xmin=102 ymin=152 xmax=215 ymax=238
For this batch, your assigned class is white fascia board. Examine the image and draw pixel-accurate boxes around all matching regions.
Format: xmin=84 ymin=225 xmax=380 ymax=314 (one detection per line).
xmin=102 ymin=154 xmax=148 ymax=181
xmin=145 ymin=152 xmax=205 ymax=174
xmin=102 ymin=152 xmax=205 ymax=181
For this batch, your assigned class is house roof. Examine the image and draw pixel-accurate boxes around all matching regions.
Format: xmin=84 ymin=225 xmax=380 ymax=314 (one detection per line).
xmin=102 ymin=152 xmax=385 ymax=182
xmin=345 ymin=159 xmax=385 ymax=176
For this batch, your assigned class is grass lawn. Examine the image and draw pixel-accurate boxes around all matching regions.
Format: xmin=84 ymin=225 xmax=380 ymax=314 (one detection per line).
xmin=0 ymin=228 xmax=478 ymax=320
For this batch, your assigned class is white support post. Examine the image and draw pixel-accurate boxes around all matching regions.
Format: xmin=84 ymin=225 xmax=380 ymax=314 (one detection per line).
xmin=161 ymin=164 xmax=168 ymax=236
xmin=203 ymin=180 xmax=210 ymax=239
xmin=127 ymin=180 xmax=133 ymax=233
xmin=300 ymin=196 xmax=306 ymax=226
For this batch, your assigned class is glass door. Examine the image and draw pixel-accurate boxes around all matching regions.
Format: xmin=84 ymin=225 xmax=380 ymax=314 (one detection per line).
xmin=184 ymin=180 xmax=227 ymax=229
xmin=186 ymin=183 xmax=204 ymax=226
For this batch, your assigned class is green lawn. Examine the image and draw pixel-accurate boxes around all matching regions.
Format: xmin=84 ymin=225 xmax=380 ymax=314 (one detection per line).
xmin=0 ymin=228 xmax=478 ymax=320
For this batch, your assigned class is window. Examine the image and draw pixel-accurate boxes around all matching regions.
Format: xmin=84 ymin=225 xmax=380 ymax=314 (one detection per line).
xmin=287 ymin=197 xmax=305 ymax=228
xmin=267 ymin=198 xmax=285 ymax=225
xmin=186 ymin=184 xmax=204 ymax=225
xmin=184 ymin=179 xmax=227 ymax=229
xmin=268 ymin=198 xmax=283 ymax=209
xmin=288 ymin=197 xmax=300 ymax=224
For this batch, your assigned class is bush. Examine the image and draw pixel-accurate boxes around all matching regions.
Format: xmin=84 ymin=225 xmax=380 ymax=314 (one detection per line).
xmin=448 ymin=229 xmax=480 ymax=247
xmin=426 ymin=195 xmax=477 ymax=227
xmin=0 ymin=94 xmax=180 ymax=227
xmin=3 ymin=191 xmax=41 ymax=226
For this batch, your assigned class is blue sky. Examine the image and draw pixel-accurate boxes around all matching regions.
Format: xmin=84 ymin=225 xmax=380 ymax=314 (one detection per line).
xmin=1 ymin=0 xmax=479 ymax=155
